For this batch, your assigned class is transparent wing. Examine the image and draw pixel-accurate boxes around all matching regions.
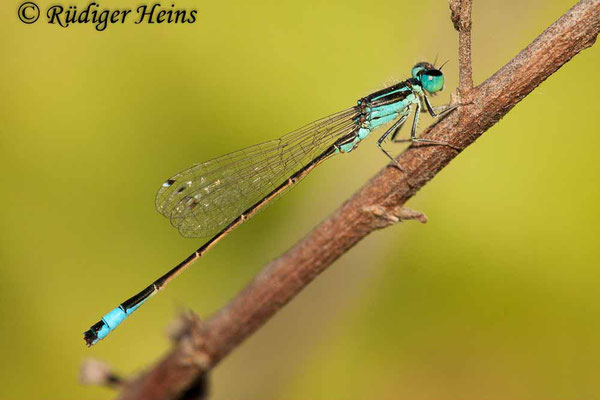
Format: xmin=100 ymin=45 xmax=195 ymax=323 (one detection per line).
xmin=155 ymin=107 xmax=360 ymax=238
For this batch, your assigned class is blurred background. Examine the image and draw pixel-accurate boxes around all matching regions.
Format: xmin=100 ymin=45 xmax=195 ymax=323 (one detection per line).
xmin=1 ymin=0 xmax=599 ymax=398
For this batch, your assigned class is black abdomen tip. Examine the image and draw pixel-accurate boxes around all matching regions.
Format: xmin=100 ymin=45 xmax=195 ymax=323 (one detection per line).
xmin=83 ymin=329 xmax=98 ymax=347
xmin=83 ymin=320 xmax=104 ymax=347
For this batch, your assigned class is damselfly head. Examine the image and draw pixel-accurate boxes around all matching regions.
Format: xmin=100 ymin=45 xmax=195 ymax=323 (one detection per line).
xmin=411 ymin=62 xmax=444 ymax=94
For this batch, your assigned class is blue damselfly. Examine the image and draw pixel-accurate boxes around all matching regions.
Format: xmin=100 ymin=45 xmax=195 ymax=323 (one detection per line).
xmin=84 ymin=62 xmax=458 ymax=346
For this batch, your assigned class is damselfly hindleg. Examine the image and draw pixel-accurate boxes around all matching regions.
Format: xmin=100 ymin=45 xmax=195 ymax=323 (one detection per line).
xmin=376 ymin=114 xmax=409 ymax=169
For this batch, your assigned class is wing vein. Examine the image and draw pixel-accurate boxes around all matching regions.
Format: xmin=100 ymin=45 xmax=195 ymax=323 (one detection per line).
xmin=155 ymin=106 xmax=360 ymax=237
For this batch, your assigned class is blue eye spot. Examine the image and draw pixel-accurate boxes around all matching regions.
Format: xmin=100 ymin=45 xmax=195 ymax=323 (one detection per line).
xmin=411 ymin=62 xmax=435 ymax=80
xmin=421 ymin=70 xmax=444 ymax=93
xmin=412 ymin=66 xmax=425 ymax=79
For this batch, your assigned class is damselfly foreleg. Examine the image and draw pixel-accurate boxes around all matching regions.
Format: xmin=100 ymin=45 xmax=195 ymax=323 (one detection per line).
xmin=423 ymin=94 xmax=458 ymax=118
xmin=392 ymin=101 xmax=461 ymax=150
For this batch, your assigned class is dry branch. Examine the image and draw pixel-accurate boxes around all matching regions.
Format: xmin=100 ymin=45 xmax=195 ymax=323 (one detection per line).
xmin=450 ymin=0 xmax=474 ymax=98
xmin=115 ymin=1 xmax=600 ymax=398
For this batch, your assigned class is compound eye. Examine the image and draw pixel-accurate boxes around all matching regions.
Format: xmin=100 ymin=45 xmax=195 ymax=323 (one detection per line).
xmin=420 ymin=69 xmax=444 ymax=93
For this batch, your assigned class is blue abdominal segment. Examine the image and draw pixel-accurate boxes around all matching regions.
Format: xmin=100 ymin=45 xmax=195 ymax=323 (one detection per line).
xmin=85 ymin=292 xmax=153 ymax=345
xmin=87 ymin=307 xmax=127 ymax=345
xmin=98 ymin=307 xmax=127 ymax=340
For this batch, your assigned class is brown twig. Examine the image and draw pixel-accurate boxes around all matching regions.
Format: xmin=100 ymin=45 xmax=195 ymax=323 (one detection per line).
xmin=450 ymin=0 xmax=474 ymax=99
xmin=115 ymin=1 xmax=600 ymax=399
xmin=80 ymin=359 xmax=125 ymax=389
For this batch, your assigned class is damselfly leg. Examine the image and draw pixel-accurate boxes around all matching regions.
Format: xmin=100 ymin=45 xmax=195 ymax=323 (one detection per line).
xmin=391 ymin=96 xmax=461 ymax=151
xmin=423 ymin=94 xmax=458 ymax=118
xmin=376 ymin=114 xmax=409 ymax=169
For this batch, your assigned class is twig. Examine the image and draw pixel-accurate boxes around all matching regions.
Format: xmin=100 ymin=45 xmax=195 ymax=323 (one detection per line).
xmin=116 ymin=1 xmax=600 ymax=399
xmin=450 ymin=0 xmax=474 ymax=98
xmin=363 ymin=205 xmax=428 ymax=225
xmin=80 ymin=359 xmax=124 ymax=389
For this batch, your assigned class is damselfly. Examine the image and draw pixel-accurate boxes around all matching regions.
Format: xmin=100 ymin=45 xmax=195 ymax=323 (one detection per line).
xmin=84 ymin=62 xmax=459 ymax=346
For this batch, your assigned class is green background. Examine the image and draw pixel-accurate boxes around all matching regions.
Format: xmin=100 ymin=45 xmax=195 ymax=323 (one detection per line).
xmin=1 ymin=0 xmax=599 ymax=398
